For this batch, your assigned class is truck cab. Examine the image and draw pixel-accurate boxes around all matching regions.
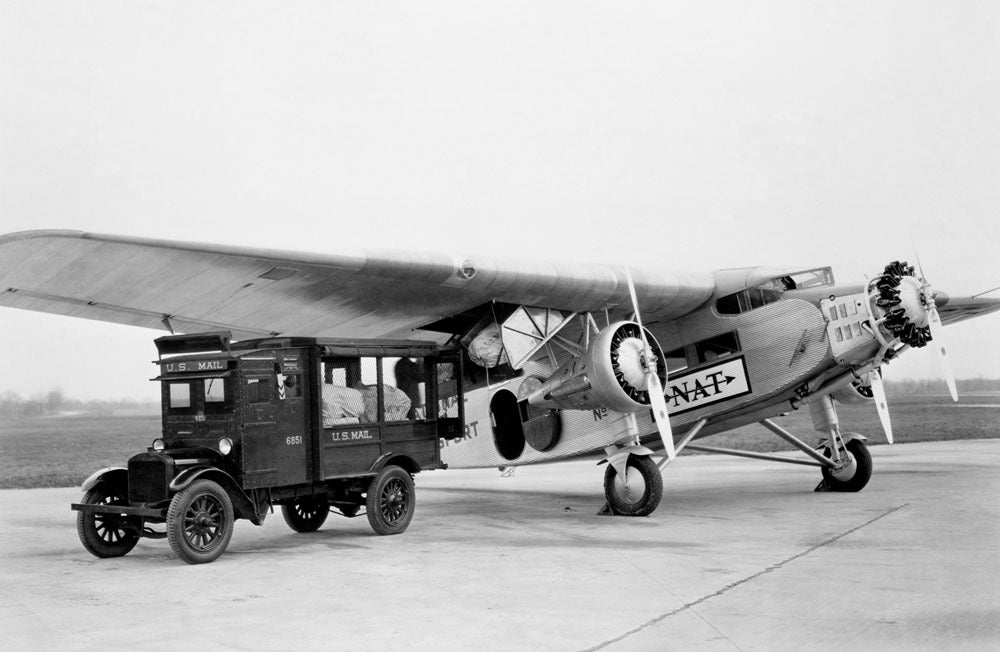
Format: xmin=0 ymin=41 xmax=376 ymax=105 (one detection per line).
xmin=73 ymin=331 xmax=464 ymax=564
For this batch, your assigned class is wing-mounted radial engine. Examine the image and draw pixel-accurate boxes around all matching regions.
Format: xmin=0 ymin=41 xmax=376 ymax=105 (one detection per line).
xmin=522 ymin=321 xmax=667 ymax=413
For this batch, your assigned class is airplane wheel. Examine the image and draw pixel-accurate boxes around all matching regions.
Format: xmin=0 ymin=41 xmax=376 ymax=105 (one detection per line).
xmin=76 ymin=483 xmax=141 ymax=558
xmin=366 ymin=465 xmax=415 ymax=535
xmin=282 ymin=496 xmax=330 ymax=532
xmin=821 ymin=439 xmax=872 ymax=492
xmin=603 ymin=455 xmax=663 ymax=516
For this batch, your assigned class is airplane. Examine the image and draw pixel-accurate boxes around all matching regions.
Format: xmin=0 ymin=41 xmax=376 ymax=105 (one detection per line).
xmin=3 ymin=229 xmax=999 ymax=516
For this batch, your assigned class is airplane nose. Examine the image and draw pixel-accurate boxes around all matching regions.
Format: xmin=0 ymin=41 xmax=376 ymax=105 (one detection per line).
xmin=869 ymin=262 xmax=932 ymax=349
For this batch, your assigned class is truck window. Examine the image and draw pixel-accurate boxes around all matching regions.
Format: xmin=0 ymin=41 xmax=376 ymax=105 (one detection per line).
xmin=246 ymin=378 xmax=271 ymax=404
xmin=387 ymin=357 xmax=427 ymax=421
xmin=169 ymin=383 xmax=191 ymax=409
xmin=205 ymin=378 xmax=225 ymax=403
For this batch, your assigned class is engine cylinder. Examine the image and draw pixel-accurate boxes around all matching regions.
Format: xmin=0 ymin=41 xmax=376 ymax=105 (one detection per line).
xmin=526 ymin=321 xmax=667 ymax=413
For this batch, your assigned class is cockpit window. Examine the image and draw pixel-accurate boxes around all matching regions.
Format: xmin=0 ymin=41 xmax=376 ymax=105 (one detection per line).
xmin=781 ymin=268 xmax=834 ymax=290
xmin=716 ymin=287 xmax=782 ymax=314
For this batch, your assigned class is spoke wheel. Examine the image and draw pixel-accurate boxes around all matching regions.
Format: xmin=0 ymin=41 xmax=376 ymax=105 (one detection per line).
xmin=282 ymin=496 xmax=330 ymax=532
xmin=603 ymin=455 xmax=663 ymax=517
xmin=821 ymin=438 xmax=873 ymax=492
xmin=77 ymin=484 xmax=141 ymax=558
xmin=167 ymin=479 xmax=234 ymax=564
xmin=366 ymin=465 xmax=415 ymax=536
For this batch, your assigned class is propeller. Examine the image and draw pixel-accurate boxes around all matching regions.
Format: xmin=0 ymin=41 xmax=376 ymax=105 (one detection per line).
xmin=624 ymin=268 xmax=675 ymax=460
xmin=867 ymin=369 xmax=893 ymax=445
xmin=912 ymin=250 xmax=959 ymax=402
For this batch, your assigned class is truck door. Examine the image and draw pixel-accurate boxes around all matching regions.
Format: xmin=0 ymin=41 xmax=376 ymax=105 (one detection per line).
xmin=241 ymin=352 xmax=310 ymax=489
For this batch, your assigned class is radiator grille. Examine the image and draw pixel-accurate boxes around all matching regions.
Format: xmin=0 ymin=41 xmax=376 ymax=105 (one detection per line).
xmin=129 ymin=457 xmax=171 ymax=503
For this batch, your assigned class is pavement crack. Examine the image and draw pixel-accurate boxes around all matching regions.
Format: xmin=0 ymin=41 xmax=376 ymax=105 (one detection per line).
xmin=584 ymin=503 xmax=909 ymax=652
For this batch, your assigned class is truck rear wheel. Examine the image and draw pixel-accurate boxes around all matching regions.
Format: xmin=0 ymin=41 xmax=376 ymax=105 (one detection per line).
xmin=282 ymin=497 xmax=329 ymax=532
xmin=167 ymin=479 xmax=234 ymax=564
xmin=76 ymin=483 xmax=141 ymax=558
xmin=366 ymin=465 xmax=414 ymax=535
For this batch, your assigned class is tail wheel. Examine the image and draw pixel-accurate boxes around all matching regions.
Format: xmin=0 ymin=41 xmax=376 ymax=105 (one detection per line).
xmin=821 ymin=439 xmax=873 ymax=492
xmin=603 ymin=455 xmax=663 ymax=516
xmin=76 ymin=483 xmax=141 ymax=558
xmin=167 ymin=479 xmax=234 ymax=564
xmin=282 ymin=496 xmax=330 ymax=533
xmin=366 ymin=465 xmax=415 ymax=535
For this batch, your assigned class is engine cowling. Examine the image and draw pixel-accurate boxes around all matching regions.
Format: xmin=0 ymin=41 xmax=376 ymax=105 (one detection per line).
xmin=525 ymin=321 xmax=668 ymax=413
xmin=831 ymin=378 xmax=875 ymax=405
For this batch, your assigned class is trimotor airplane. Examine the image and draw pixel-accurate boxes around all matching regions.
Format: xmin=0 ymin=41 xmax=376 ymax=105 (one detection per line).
xmin=3 ymin=229 xmax=999 ymax=516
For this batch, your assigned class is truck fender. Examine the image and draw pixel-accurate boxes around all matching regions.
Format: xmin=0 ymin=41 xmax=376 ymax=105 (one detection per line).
xmin=369 ymin=453 xmax=420 ymax=476
xmin=169 ymin=467 xmax=263 ymax=525
xmin=81 ymin=467 xmax=128 ymax=493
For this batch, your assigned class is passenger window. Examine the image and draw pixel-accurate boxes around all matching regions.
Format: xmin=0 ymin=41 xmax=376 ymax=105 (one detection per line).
xmin=664 ymin=348 xmax=689 ymax=374
xmin=696 ymin=332 xmax=741 ymax=362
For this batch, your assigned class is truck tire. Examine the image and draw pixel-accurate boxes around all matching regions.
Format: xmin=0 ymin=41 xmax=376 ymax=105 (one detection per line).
xmin=76 ymin=483 xmax=141 ymax=558
xmin=167 ymin=479 xmax=234 ymax=564
xmin=282 ymin=497 xmax=330 ymax=532
xmin=366 ymin=465 xmax=414 ymax=535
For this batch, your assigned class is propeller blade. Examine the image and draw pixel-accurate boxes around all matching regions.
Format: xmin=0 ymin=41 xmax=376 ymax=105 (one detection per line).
xmin=624 ymin=268 xmax=675 ymax=459
xmin=868 ymin=370 xmax=894 ymax=445
xmin=908 ymin=242 xmax=959 ymax=402
xmin=647 ymin=372 xmax=676 ymax=460
xmin=927 ymin=306 xmax=959 ymax=401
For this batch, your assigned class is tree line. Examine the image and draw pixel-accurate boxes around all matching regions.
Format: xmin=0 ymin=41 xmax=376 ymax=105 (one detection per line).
xmin=0 ymin=389 xmax=158 ymax=419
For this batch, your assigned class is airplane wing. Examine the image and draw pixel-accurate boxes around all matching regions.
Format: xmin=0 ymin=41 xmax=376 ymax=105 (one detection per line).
xmin=936 ymin=292 xmax=1000 ymax=327
xmin=0 ymin=230 xmax=716 ymax=340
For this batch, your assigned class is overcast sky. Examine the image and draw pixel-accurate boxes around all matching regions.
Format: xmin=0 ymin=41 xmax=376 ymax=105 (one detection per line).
xmin=2 ymin=1 xmax=999 ymax=401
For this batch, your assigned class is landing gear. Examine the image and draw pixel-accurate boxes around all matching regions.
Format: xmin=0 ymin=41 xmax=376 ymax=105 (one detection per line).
xmin=820 ymin=438 xmax=873 ymax=492
xmin=603 ymin=455 xmax=663 ymax=516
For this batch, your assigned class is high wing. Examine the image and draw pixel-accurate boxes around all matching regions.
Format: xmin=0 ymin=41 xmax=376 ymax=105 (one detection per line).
xmin=936 ymin=292 xmax=1000 ymax=327
xmin=0 ymin=230 xmax=716 ymax=339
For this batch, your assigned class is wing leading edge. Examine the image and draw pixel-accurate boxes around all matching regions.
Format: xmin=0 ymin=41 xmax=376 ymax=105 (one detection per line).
xmin=0 ymin=230 xmax=716 ymax=340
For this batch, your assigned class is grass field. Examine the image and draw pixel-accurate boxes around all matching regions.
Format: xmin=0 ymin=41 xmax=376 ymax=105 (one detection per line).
xmin=1 ymin=395 xmax=997 ymax=489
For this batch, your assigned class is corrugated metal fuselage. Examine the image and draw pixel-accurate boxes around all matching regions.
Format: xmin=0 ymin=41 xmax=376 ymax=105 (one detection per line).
xmin=440 ymin=295 xmax=851 ymax=470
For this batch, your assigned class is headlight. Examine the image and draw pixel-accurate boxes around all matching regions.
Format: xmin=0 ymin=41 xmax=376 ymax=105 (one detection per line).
xmin=152 ymin=438 xmax=165 ymax=451
xmin=218 ymin=437 xmax=234 ymax=456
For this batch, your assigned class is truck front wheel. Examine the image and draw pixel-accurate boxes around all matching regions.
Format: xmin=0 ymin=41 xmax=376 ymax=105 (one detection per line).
xmin=366 ymin=465 xmax=414 ymax=535
xmin=76 ymin=483 xmax=140 ymax=558
xmin=167 ymin=479 xmax=234 ymax=564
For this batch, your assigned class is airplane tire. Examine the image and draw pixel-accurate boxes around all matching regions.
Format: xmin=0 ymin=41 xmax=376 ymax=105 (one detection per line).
xmin=282 ymin=496 xmax=330 ymax=533
xmin=821 ymin=439 xmax=873 ymax=492
xmin=603 ymin=455 xmax=663 ymax=517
